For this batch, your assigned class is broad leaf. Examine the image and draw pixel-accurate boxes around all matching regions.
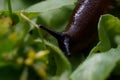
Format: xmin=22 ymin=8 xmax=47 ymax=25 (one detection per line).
xmin=26 ymin=0 xmax=76 ymax=12
xmin=90 ymin=14 xmax=120 ymax=55
xmin=71 ymin=46 xmax=120 ymax=80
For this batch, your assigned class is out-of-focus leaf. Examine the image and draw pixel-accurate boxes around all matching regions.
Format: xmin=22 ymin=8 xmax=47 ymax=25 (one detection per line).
xmin=0 ymin=38 xmax=15 ymax=54
xmin=0 ymin=0 xmax=5 ymax=10
xmin=20 ymin=67 xmax=28 ymax=80
xmin=37 ymin=6 xmax=74 ymax=31
xmin=0 ymin=0 xmax=44 ymax=11
xmin=6 ymin=0 xmax=28 ymax=11
xmin=26 ymin=0 xmax=76 ymax=33
xmin=26 ymin=0 xmax=76 ymax=12
xmin=0 ymin=66 xmax=22 ymax=80
xmin=34 ymin=39 xmax=71 ymax=75
xmin=0 ymin=16 xmax=12 ymax=36
xmin=70 ymin=45 xmax=120 ymax=80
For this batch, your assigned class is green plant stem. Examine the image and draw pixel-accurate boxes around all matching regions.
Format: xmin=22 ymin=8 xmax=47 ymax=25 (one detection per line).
xmin=8 ymin=0 xmax=12 ymax=16
xmin=20 ymin=11 xmax=46 ymax=49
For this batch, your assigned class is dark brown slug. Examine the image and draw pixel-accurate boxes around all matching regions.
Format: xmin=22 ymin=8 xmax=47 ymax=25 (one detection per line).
xmin=39 ymin=0 xmax=111 ymax=56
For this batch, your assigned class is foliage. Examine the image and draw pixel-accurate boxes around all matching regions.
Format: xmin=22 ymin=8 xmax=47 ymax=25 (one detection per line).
xmin=0 ymin=0 xmax=120 ymax=80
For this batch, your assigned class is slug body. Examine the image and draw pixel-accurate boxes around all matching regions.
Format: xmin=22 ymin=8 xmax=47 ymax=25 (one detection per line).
xmin=39 ymin=0 xmax=110 ymax=56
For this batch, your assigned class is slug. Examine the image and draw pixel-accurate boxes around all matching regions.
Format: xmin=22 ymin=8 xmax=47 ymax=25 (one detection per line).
xmin=39 ymin=0 xmax=110 ymax=56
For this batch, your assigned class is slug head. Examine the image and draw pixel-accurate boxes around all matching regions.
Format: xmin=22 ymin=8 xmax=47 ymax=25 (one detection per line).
xmin=39 ymin=25 xmax=71 ymax=56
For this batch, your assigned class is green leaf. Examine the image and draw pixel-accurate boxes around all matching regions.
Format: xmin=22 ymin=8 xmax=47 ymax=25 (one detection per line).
xmin=89 ymin=14 xmax=120 ymax=55
xmin=0 ymin=0 xmax=29 ymax=11
xmin=26 ymin=0 xmax=76 ymax=12
xmin=0 ymin=0 xmax=5 ymax=10
xmin=97 ymin=15 xmax=111 ymax=51
xmin=0 ymin=66 xmax=22 ymax=80
xmin=50 ymin=71 xmax=70 ymax=80
xmin=98 ymin=14 xmax=120 ymax=50
xmin=70 ymin=45 xmax=120 ymax=80
xmin=7 ymin=0 xmax=29 ymax=11
xmin=36 ymin=6 xmax=74 ymax=34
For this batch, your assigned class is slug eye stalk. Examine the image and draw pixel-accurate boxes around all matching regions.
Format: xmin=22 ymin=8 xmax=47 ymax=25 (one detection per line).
xmin=39 ymin=25 xmax=71 ymax=56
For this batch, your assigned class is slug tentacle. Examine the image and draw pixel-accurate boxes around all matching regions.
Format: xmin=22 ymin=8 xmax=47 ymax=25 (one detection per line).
xmin=39 ymin=25 xmax=71 ymax=56
xmin=39 ymin=25 xmax=62 ymax=39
